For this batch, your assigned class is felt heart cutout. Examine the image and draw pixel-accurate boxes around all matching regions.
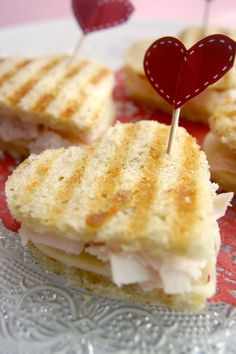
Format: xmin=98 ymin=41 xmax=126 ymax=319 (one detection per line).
xmin=144 ymin=35 xmax=236 ymax=109
xmin=72 ymin=0 xmax=134 ymax=34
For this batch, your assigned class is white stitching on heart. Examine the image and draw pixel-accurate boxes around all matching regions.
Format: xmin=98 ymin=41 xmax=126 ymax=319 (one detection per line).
xmin=73 ymin=0 xmax=133 ymax=33
xmin=144 ymin=37 xmax=234 ymax=107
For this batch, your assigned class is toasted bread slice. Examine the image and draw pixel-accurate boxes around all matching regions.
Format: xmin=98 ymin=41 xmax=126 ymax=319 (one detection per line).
xmin=203 ymin=103 xmax=236 ymax=191
xmin=0 ymin=55 xmax=114 ymax=155
xmin=6 ymin=121 xmax=232 ymax=310
xmin=123 ymin=27 xmax=236 ymax=123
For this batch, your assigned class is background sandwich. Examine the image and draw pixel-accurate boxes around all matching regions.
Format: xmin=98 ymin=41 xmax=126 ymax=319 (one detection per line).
xmin=123 ymin=26 xmax=236 ymax=123
xmin=203 ymin=102 xmax=236 ymax=192
xmin=0 ymin=54 xmax=114 ymax=156
xmin=6 ymin=120 xmax=233 ymax=311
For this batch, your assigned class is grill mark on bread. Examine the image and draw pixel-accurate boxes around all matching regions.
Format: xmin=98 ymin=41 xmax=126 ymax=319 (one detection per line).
xmin=86 ymin=124 xmax=139 ymax=228
xmin=48 ymin=145 xmax=97 ymax=223
xmin=170 ymin=135 xmax=199 ymax=251
xmin=18 ymin=151 xmax=62 ymax=206
xmin=7 ymin=57 xmax=64 ymax=107
xmin=89 ymin=68 xmax=110 ymax=85
xmin=127 ymin=125 xmax=168 ymax=235
xmin=88 ymin=97 xmax=108 ymax=126
xmin=0 ymin=59 xmax=33 ymax=87
xmin=60 ymin=68 xmax=110 ymax=120
xmin=31 ymin=60 xmax=89 ymax=114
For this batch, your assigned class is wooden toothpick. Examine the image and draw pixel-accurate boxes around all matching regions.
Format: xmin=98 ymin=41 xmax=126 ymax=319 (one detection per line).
xmin=202 ymin=0 xmax=213 ymax=36
xmin=166 ymin=108 xmax=181 ymax=155
xmin=68 ymin=34 xmax=85 ymax=67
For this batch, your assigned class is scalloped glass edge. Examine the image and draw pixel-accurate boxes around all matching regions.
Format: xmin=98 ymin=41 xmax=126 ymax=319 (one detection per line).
xmin=0 ymin=221 xmax=236 ymax=354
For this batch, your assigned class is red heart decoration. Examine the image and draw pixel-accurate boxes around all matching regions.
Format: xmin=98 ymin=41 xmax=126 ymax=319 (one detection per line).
xmin=144 ymin=35 xmax=236 ymax=109
xmin=72 ymin=0 xmax=134 ymax=34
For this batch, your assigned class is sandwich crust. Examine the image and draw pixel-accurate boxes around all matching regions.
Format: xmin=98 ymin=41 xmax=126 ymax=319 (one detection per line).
xmin=6 ymin=120 xmax=216 ymax=258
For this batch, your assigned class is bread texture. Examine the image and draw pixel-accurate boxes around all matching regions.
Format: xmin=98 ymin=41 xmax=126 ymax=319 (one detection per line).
xmin=123 ymin=26 xmax=236 ymax=123
xmin=6 ymin=120 xmax=216 ymax=259
xmin=0 ymin=54 xmax=115 ymax=144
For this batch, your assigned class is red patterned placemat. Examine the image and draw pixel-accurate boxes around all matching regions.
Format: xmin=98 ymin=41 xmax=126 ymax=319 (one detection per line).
xmin=0 ymin=71 xmax=235 ymax=306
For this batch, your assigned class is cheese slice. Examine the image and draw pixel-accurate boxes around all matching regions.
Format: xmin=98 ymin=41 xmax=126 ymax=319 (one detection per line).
xmin=34 ymin=242 xmax=110 ymax=277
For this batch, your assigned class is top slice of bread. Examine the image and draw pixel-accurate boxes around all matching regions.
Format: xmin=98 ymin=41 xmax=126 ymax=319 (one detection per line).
xmin=0 ymin=55 xmax=114 ymax=142
xmin=6 ymin=120 xmax=216 ymax=259
xmin=209 ymin=102 xmax=236 ymax=152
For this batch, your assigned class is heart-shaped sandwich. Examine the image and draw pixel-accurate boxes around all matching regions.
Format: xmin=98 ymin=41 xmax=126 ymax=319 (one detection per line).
xmin=0 ymin=54 xmax=114 ymax=157
xmin=6 ymin=120 xmax=233 ymax=311
xmin=72 ymin=0 xmax=134 ymax=33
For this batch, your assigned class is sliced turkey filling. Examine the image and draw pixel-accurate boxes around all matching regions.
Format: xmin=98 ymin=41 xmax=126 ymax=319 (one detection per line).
xmin=20 ymin=222 xmax=210 ymax=295
xmin=0 ymin=111 xmax=112 ymax=154
xmin=19 ymin=192 xmax=232 ymax=296
xmin=0 ymin=115 xmax=76 ymax=154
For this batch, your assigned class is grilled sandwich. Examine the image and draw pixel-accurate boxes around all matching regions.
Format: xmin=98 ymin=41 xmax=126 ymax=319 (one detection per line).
xmin=0 ymin=54 xmax=114 ymax=156
xmin=203 ymin=102 xmax=236 ymax=192
xmin=6 ymin=120 xmax=233 ymax=311
xmin=123 ymin=26 xmax=236 ymax=123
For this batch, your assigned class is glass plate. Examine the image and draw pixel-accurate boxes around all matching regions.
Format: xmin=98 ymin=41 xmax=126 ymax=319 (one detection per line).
xmin=0 ymin=18 xmax=236 ymax=354
xmin=0 ymin=222 xmax=236 ymax=354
